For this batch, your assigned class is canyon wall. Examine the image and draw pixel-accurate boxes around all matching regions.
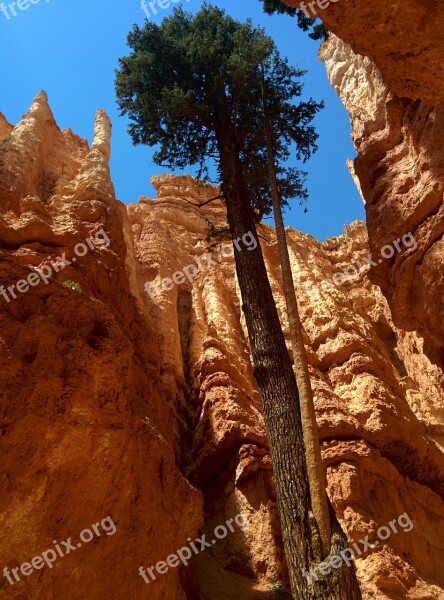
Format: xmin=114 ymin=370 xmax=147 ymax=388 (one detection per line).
xmin=130 ymin=175 xmax=444 ymax=600
xmin=287 ymin=0 xmax=444 ymax=367
xmin=0 ymin=91 xmax=443 ymax=599
xmin=1 ymin=4 xmax=444 ymax=595
xmin=286 ymin=0 xmax=444 ymax=106
xmin=320 ymin=33 xmax=444 ymax=372
xmin=0 ymin=94 xmax=202 ymax=600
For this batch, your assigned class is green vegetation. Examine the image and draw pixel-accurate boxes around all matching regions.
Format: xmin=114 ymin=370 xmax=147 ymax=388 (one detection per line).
xmin=261 ymin=0 xmax=329 ymax=41
xmin=62 ymin=280 xmax=82 ymax=293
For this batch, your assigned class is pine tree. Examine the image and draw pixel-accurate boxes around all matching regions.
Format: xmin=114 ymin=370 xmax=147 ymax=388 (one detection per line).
xmin=115 ymin=6 xmax=361 ymax=598
xmin=261 ymin=0 xmax=329 ymax=41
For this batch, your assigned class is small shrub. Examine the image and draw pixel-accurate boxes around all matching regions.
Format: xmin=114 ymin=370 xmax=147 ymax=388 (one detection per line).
xmin=62 ymin=280 xmax=82 ymax=293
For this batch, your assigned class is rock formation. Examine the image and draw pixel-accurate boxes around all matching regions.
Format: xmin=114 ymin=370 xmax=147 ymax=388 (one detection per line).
xmin=319 ymin=33 xmax=444 ymax=371
xmin=284 ymin=0 xmax=444 ymax=368
xmin=0 ymin=93 xmax=442 ymax=599
xmin=1 ymin=8 xmax=444 ymax=595
xmin=130 ymin=175 xmax=444 ymax=600
xmin=285 ymin=0 xmax=444 ymax=107
xmin=0 ymin=95 xmax=202 ymax=600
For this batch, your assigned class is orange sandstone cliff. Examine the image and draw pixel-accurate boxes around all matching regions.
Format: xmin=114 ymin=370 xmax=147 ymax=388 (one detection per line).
xmin=287 ymin=0 xmax=444 ymax=366
xmin=0 ymin=96 xmax=442 ymax=599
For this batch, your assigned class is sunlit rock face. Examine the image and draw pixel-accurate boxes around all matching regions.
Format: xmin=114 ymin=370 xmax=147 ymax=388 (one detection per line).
xmin=130 ymin=177 xmax=444 ymax=600
xmin=0 ymin=95 xmax=202 ymax=600
xmin=0 ymin=114 xmax=13 ymax=140
xmin=284 ymin=0 xmax=444 ymax=107
xmin=0 ymin=94 xmax=443 ymax=600
xmin=282 ymin=0 xmax=444 ymax=365
xmin=319 ymin=34 xmax=444 ymax=368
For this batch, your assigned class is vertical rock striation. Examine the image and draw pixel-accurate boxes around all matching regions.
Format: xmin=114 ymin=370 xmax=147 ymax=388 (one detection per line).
xmin=284 ymin=0 xmax=444 ymax=107
xmin=319 ymin=33 xmax=444 ymax=367
xmin=129 ymin=176 xmax=444 ymax=600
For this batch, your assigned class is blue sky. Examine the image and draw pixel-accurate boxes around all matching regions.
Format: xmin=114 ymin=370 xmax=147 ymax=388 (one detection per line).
xmin=0 ymin=0 xmax=364 ymax=240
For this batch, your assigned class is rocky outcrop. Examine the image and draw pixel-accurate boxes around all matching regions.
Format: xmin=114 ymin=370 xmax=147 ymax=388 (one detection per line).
xmin=0 ymin=95 xmax=202 ymax=600
xmin=285 ymin=0 xmax=444 ymax=107
xmin=0 ymin=91 xmax=443 ymax=599
xmin=283 ymin=0 xmax=444 ymax=368
xmin=318 ymin=33 xmax=444 ymax=369
xmin=130 ymin=176 xmax=444 ymax=600
xmin=0 ymin=114 xmax=13 ymax=141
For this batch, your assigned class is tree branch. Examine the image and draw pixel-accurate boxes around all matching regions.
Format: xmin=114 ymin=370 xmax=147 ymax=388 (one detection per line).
xmin=179 ymin=194 xmax=224 ymax=208
xmin=257 ymin=222 xmax=271 ymax=243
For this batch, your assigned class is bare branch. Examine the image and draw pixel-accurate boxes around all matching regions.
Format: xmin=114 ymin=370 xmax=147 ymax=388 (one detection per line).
xmin=258 ymin=222 xmax=271 ymax=243
xmin=179 ymin=194 xmax=224 ymax=208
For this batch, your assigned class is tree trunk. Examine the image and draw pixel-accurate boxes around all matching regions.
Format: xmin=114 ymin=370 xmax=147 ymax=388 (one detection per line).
xmin=213 ymin=92 xmax=362 ymax=600
xmin=260 ymin=72 xmax=331 ymax=558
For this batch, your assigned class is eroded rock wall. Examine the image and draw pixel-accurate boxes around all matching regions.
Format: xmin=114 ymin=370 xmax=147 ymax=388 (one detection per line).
xmin=319 ymin=34 xmax=444 ymax=369
xmin=129 ymin=175 xmax=444 ymax=600
xmin=0 ymin=93 xmax=443 ymax=600
xmin=0 ymin=95 xmax=202 ymax=600
xmin=282 ymin=0 xmax=444 ymax=376
xmin=285 ymin=0 xmax=444 ymax=107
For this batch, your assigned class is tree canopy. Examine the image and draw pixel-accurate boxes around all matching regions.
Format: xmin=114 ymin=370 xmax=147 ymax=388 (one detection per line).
xmin=115 ymin=4 xmax=322 ymax=220
xmin=261 ymin=0 xmax=329 ymax=41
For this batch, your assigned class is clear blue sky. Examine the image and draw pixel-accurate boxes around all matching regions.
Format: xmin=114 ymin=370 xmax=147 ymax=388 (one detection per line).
xmin=0 ymin=0 xmax=364 ymax=240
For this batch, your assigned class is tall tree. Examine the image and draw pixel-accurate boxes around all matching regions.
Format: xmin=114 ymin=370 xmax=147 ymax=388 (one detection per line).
xmin=259 ymin=63 xmax=331 ymax=556
xmin=115 ymin=6 xmax=361 ymax=598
